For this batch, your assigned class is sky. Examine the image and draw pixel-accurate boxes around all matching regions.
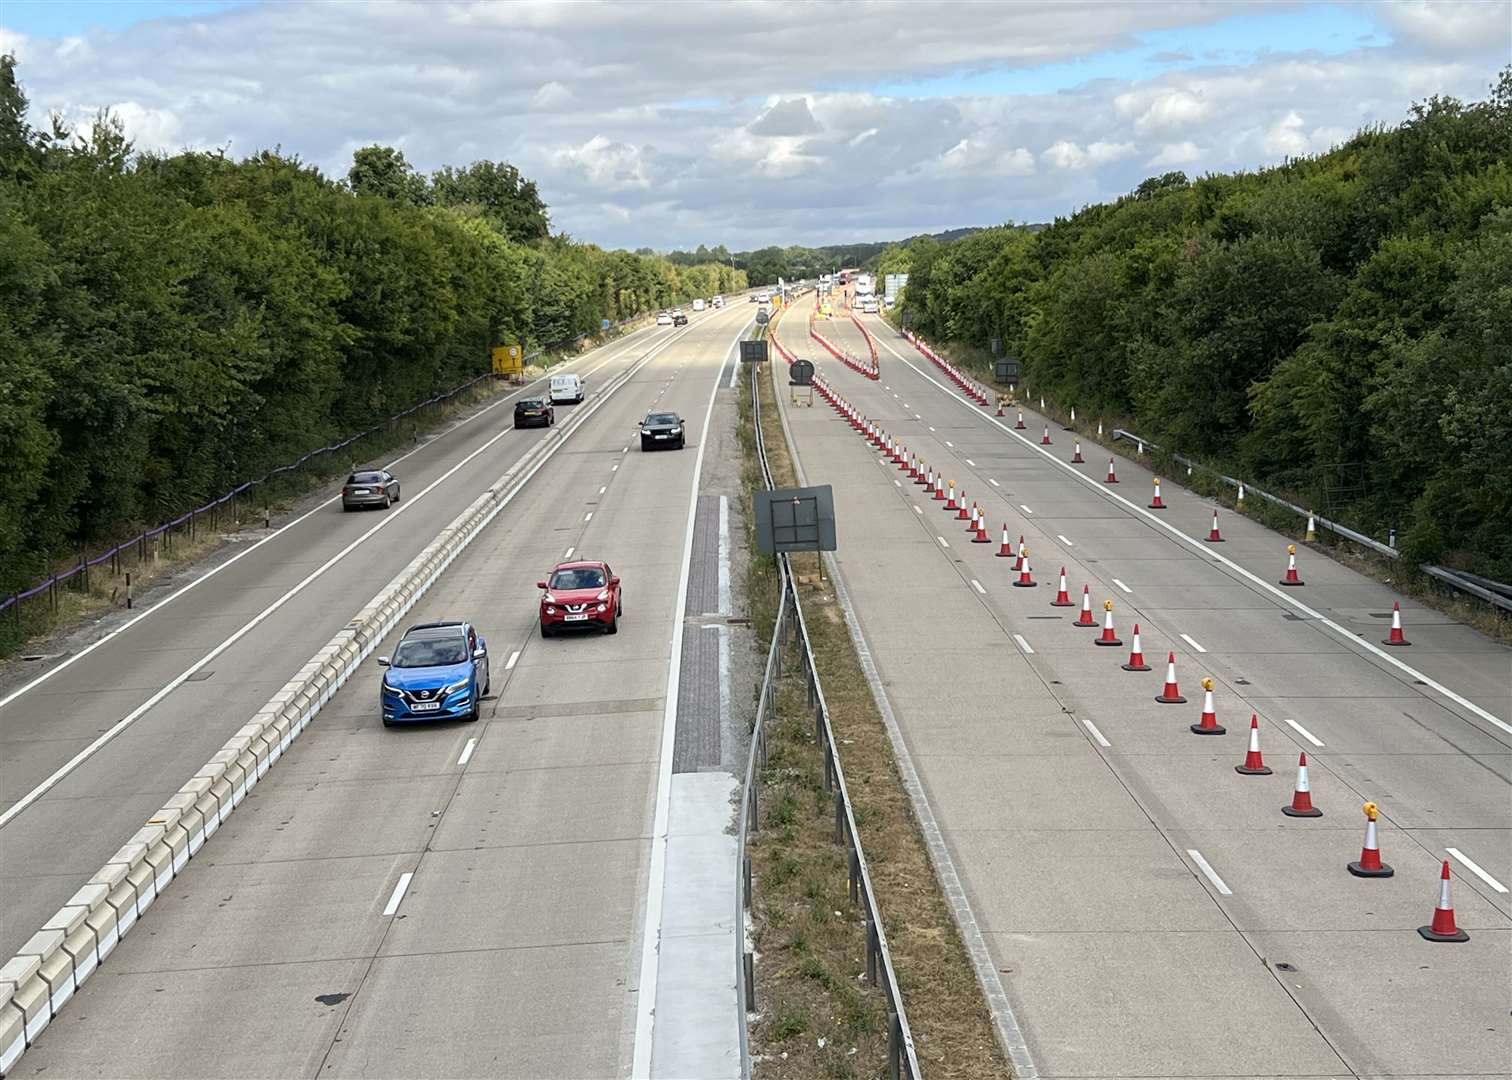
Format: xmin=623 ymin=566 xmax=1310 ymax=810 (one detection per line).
xmin=1 ymin=0 xmax=1507 ymax=251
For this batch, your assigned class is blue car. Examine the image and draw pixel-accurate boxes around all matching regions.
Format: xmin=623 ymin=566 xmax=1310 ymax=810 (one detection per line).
xmin=378 ymin=621 xmax=489 ymax=726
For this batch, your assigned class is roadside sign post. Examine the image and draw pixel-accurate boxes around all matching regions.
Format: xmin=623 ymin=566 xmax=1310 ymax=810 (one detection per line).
xmin=491 ymin=344 xmax=524 ymax=382
xmin=789 ymin=358 xmax=815 ymax=408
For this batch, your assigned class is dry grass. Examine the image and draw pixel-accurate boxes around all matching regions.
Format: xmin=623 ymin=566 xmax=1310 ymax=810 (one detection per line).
xmin=745 ymin=358 xmax=1012 ymax=1079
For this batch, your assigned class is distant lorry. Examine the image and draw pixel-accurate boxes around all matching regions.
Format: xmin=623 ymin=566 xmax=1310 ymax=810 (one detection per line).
xmin=549 ymin=373 xmax=584 ymax=404
xmin=855 ymin=273 xmax=875 ymax=298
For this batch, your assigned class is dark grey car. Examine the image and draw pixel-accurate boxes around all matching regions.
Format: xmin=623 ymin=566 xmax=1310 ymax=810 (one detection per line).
xmin=342 ymin=469 xmax=401 ymax=511
xmin=640 ymin=412 xmax=685 ymax=451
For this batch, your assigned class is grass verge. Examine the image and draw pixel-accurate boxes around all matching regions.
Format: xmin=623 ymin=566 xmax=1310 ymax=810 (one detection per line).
xmin=743 ymin=357 xmax=1012 ymax=1079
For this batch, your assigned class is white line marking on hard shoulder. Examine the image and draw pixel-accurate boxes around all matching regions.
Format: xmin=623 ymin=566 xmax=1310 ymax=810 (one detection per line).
xmin=945 ymin=440 xmax=954 ymax=448
xmin=564 ymin=546 xmax=575 ymax=559
xmin=1283 ymin=718 xmax=1323 ymax=747
xmin=1020 ymin=504 xmax=1033 ymax=515
xmin=971 ymin=579 xmax=986 ymax=595
xmin=1187 ymin=850 xmax=1232 ymax=895
xmin=457 ymin=738 xmax=477 ymax=767
xmin=894 ymin=479 xmax=902 ymax=488
xmin=869 ymin=331 xmax=1511 ymax=735
xmin=1057 ymin=534 xmax=1074 ymax=547
xmin=612 ymin=463 xmax=620 ymax=472
xmin=1179 ymin=632 xmax=1207 ymax=653
xmin=1446 ymin=848 xmax=1509 ymax=893
xmin=988 ymin=478 xmax=1000 ymax=487
xmin=937 ymin=536 xmax=951 ymax=548
xmin=622 ymin=446 xmax=630 ymax=454
xmin=904 ymin=403 xmax=910 ymax=408
xmin=1012 ymin=633 xmax=1035 ymax=655
xmin=383 ymin=872 xmax=414 ymax=916
xmin=913 ymin=505 xmax=923 ymax=515
xmin=505 ymin=650 xmax=520 ymax=671
xmin=598 ymin=486 xmax=607 ymax=495
xmin=1112 ymin=578 xmax=1132 ymax=593
xmin=1082 ymin=717 xmax=1111 ymax=747
xmin=584 ymin=512 xmax=593 ymax=523
xmin=966 ymin=458 xmax=976 ymax=466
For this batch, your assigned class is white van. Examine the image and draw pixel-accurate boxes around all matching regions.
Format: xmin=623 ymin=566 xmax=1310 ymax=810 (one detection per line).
xmin=549 ymin=373 xmax=584 ymax=404
xmin=692 ymin=298 xmax=706 ymax=312
xmin=712 ymin=295 xmax=724 ymax=308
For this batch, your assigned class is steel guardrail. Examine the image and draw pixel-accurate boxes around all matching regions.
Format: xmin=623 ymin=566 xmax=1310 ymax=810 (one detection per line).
xmin=737 ymin=345 xmax=922 ymax=1080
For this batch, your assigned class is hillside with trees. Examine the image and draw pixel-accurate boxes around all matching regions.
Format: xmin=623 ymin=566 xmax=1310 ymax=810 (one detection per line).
xmin=0 ymin=55 xmax=745 ymax=602
xmin=882 ymin=70 xmax=1511 ymax=580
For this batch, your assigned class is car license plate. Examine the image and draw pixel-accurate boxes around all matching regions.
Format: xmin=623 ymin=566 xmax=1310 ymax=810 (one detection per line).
xmin=411 ymin=701 xmax=441 ymax=712
xmin=564 ymin=614 xmax=588 ymax=622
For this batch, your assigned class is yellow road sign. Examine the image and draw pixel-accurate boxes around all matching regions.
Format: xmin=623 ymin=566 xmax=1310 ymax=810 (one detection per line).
xmin=491 ymin=344 xmax=523 ymax=375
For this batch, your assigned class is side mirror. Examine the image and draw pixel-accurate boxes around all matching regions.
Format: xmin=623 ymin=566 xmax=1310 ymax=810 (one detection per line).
xmin=536 ymin=581 xmax=548 ymax=590
xmin=377 ymin=656 xmax=391 ymax=667
xmin=472 ymin=648 xmax=487 ymax=660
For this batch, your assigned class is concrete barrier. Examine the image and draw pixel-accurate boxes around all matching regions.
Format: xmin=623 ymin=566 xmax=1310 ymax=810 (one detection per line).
xmin=0 ymin=344 xmax=666 ymax=1076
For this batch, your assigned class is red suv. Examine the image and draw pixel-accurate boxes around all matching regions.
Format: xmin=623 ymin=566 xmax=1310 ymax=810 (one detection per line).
xmin=538 ymin=560 xmax=622 ymax=636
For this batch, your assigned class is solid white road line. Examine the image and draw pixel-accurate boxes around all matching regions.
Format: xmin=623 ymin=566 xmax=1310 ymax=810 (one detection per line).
xmin=1187 ymin=849 xmax=1232 ymax=895
xmin=1283 ymin=718 xmax=1324 ymax=747
xmin=971 ymin=579 xmax=987 ymax=595
xmin=937 ymin=536 xmax=951 ymax=548
xmin=1057 ymin=534 xmax=1074 ymax=547
xmin=1179 ymin=632 xmax=1208 ymax=653
xmin=504 ymin=649 xmax=520 ymax=671
xmin=382 ymin=872 xmax=414 ymax=916
xmin=1012 ymin=633 xmax=1035 ymax=655
xmin=632 ymin=317 xmax=751 ymax=1079
xmin=0 ymin=326 xmax=672 ymax=719
xmin=1446 ymin=848 xmax=1509 ymax=893
xmin=869 ymin=329 xmax=1511 ymax=734
xmin=1081 ymin=717 xmax=1111 ymax=747
xmin=457 ymin=738 xmax=477 ymax=767
xmin=1112 ymin=578 xmax=1132 ymax=593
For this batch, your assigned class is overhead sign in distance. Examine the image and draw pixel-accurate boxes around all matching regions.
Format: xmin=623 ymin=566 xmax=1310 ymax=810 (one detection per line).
xmin=755 ymin=484 xmax=837 ymax=554
xmin=491 ymin=344 xmax=524 ymax=375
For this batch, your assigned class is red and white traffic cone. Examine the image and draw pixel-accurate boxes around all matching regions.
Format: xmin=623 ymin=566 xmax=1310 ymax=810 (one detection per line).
xmin=1105 ymin=457 xmax=1119 ymax=484
xmin=1051 ymin=568 xmax=1074 ymax=606
xmin=1279 ymin=544 xmax=1305 ymax=586
xmin=973 ymin=513 xmax=990 ymax=544
xmin=1418 ymin=860 xmax=1470 ymax=942
xmin=1074 ymin=585 xmax=1096 ymax=627
xmin=1383 ymin=601 xmax=1410 ymax=646
xmin=966 ymin=504 xmax=980 ymax=534
xmin=1095 ymin=600 xmax=1122 ymax=647
xmin=945 ymin=484 xmax=958 ymax=510
xmin=1282 ymin=753 xmax=1322 ymax=817
xmin=1015 ymin=408 xmax=1026 ymax=430
xmin=1190 ymin=677 xmax=1225 ymax=735
xmin=915 ymin=462 xmax=930 ymax=487
xmin=1149 ymin=477 xmax=1166 ymax=509
xmin=933 ymin=475 xmax=945 ymax=501
xmin=1014 ymin=537 xmax=1027 ymax=570
xmin=1235 ymin=714 xmax=1271 ymax=774
xmin=995 ymin=400 xmax=1005 ymax=417
xmin=1071 ymin=440 xmax=1084 ymax=464
xmin=956 ymin=493 xmax=971 ymax=521
xmin=996 ymin=524 xmax=1014 ymax=558
xmin=1013 ymin=551 xmax=1037 ymax=588
xmin=1205 ymin=509 xmax=1224 ymax=543
xmin=1041 ymin=424 xmax=1053 ymax=445
xmin=1155 ymin=652 xmax=1186 ymax=703
xmin=1347 ymin=802 xmax=1394 ymax=877
xmin=1122 ymin=624 xmax=1150 ymax=671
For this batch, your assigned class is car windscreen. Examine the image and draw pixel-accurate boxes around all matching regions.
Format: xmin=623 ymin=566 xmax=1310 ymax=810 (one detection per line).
xmin=392 ymin=636 xmax=469 ymax=667
xmin=646 ymin=414 xmax=679 ymax=426
xmin=518 ymin=399 xmax=544 ymax=408
xmin=550 ymin=567 xmax=605 ymax=591
xmin=349 ymin=472 xmax=386 ymax=484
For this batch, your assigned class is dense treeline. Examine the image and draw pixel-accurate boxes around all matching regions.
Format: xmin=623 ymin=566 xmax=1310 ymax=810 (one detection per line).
xmin=886 ymin=71 xmax=1512 ymax=579
xmin=0 ymin=56 xmax=745 ymax=597
xmin=723 ymin=229 xmax=984 ymax=286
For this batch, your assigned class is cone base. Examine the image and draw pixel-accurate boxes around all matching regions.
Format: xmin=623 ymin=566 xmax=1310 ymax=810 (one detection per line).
xmin=1122 ymin=662 xmax=1152 ymax=672
xmin=995 ymin=551 xmax=1014 ymax=558
xmin=1094 ymin=638 xmax=1123 ymax=647
xmin=1071 ymin=455 xmax=1084 ymax=464
xmin=1347 ymin=861 xmax=1394 ymax=878
xmin=1155 ymin=693 xmax=1187 ymax=704
xmin=1282 ymin=804 xmax=1323 ymax=818
xmin=1279 ymin=578 xmax=1305 ymax=587
xmin=1014 ymin=423 xmax=1026 ymax=430
xmin=1381 ymin=638 xmax=1411 ymax=647
xmin=1011 ymin=581 xmax=1038 ymax=588
xmin=1190 ymin=723 xmax=1227 ymax=735
xmin=1050 ymin=599 xmax=1075 ymax=607
xmin=1105 ymin=478 xmax=1119 ymax=484
xmin=1204 ymin=536 xmax=1225 ymax=543
xmin=1235 ymin=764 xmax=1273 ymax=775
xmin=1417 ymin=925 xmax=1469 ymax=943
xmin=971 ymin=536 xmax=991 ymax=544
xmin=1149 ymin=502 xmax=1166 ymax=510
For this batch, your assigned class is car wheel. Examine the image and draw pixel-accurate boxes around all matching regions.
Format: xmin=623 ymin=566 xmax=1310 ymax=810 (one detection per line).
xmin=382 ymin=718 xmax=393 ymax=728
xmin=383 ymin=494 xmax=391 ymax=509
xmin=540 ymin=622 xmax=552 ymax=638
xmin=483 ymin=674 xmax=491 ymax=696
xmin=641 ymin=439 xmax=652 ymax=451
xmin=677 ymin=437 xmax=685 ymax=449
xmin=605 ymin=615 xmax=618 ymax=635
xmin=392 ymin=487 xmax=401 ymax=502
xmin=468 ymin=699 xmax=480 ymax=723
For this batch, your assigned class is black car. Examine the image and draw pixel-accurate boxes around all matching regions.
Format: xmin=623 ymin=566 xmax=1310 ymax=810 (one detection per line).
xmin=672 ymin=312 xmax=688 ymax=326
xmin=514 ymin=398 xmax=554 ymax=428
xmin=640 ymin=411 xmax=685 ymax=450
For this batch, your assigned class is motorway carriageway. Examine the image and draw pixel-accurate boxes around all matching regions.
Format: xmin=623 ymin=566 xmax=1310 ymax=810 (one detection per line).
xmin=787 ymin=303 xmax=1510 ymax=1078
xmin=12 ymin=299 xmax=756 ymax=1077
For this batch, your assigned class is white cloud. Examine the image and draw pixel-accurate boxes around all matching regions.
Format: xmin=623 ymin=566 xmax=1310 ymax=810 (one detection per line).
xmin=1041 ymin=139 xmax=1136 ymax=170
xmin=548 ymin=134 xmax=651 ymax=190
xmin=1147 ymin=140 xmax=1202 ymax=167
xmin=1132 ymin=90 xmax=1211 ymax=135
xmin=531 ymin=81 xmax=573 ymax=109
xmin=1376 ymin=0 xmax=1511 ymax=55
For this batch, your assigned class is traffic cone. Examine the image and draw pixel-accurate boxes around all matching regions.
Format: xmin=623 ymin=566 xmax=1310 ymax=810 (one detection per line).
xmin=996 ymin=524 xmax=1014 ymax=558
xmin=1190 ymin=678 xmax=1225 ymax=734
xmin=1155 ymin=652 xmax=1186 ymax=703
xmin=974 ymin=515 xmax=990 ymax=544
xmin=1013 ymin=551 xmax=1037 ymax=588
xmin=1418 ymin=860 xmax=1470 ymax=942
xmin=1097 ymin=420 xmax=1104 ymax=438
xmin=1235 ymin=715 xmax=1271 ymax=774
xmin=945 ymin=483 xmax=958 ymax=510
xmin=1051 ymin=568 xmax=1074 ymax=606
xmin=1122 ymin=624 xmax=1150 ymax=671
xmin=1347 ymin=802 xmax=1394 ymax=877
xmin=1305 ymin=512 xmax=1317 ymax=542
xmin=1071 ymin=440 xmax=1084 ymax=464
xmin=1074 ymin=585 xmax=1096 ymax=627
xmin=1149 ymin=477 xmax=1166 ymax=509
xmin=1014 ymin=537 xmax=1027 ymax=570
xmin=1282 ymin=753 xmax=1322 ymax=817
xmin=956 ymin=493 xmax=971 ymax=521
xmin=1205 ymin=509 xmax=1224 ymax=543
xmin=915 ymin=463 xmax=930 ymax=487
xmin=1382 ymin=602 xmax=1410 ymax=646
xmin=1105 ymin=457 xmax=1119 ymax=484
xmin=1095 ymin=600 xmax=1122 ymax=646
xmin=1279 ymin=544 xmax=1304 ymax=586
xmin=1015 ymin=407 xmax=1026 ymax=430
xmin=1041 ymin=425 xmax=1053 ymax=446
xmin=933 ymin=475 xmax=945 ymax=501
xmin=966 ymin=504 xmax=980 ymax=533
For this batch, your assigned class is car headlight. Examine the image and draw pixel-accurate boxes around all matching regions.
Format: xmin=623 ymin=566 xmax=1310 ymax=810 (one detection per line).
xmin=669 ymin=426 xmax=681 ymax=434
xmin=442 ymin=678 xmax=471 ymax=697
xmin=545 ymin=606 xmax=556 ymax=615
xmin=641 ymin=428 xmax=653 ymax=435
xmin=382 ymin=681 xmax=400 ymax=696
xmin=597 ymin=590 xmax=609 ymax=601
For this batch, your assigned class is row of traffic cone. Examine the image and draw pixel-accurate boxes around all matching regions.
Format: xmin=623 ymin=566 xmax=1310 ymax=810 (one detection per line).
xmin=901 ymin=329 xmax=990 ymax=406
